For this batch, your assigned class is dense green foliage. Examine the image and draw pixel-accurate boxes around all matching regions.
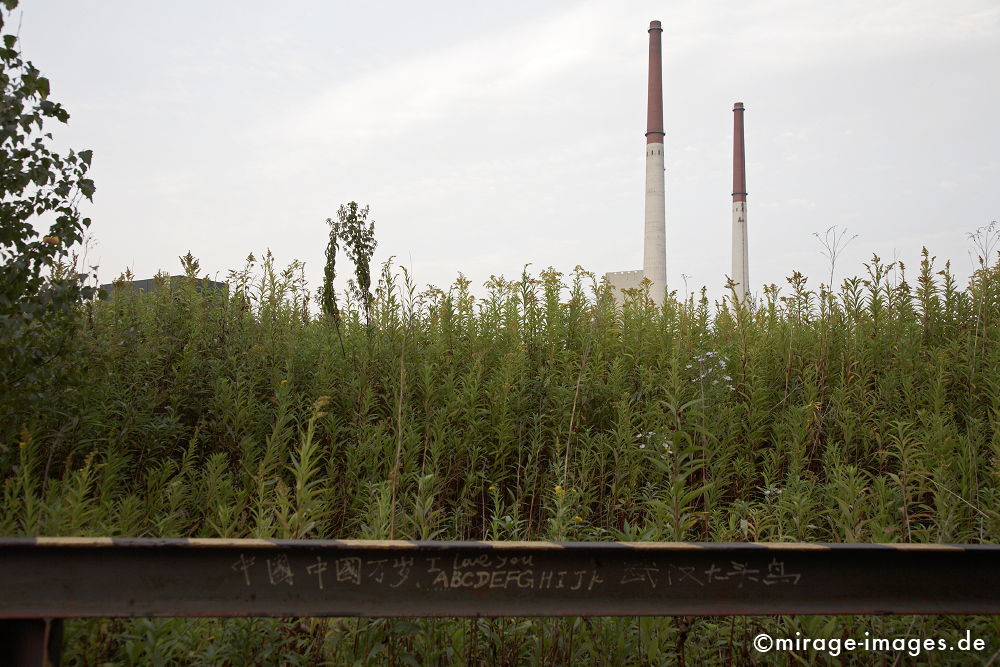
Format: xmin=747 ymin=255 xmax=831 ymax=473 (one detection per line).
xmin=0 ymin=0 xmax=96 ymax=413
xmin=2 ymin=244 xmax=999 ymax=663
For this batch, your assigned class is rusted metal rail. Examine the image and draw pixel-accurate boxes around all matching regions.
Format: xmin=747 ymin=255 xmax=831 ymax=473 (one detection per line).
xmin=2 ymin=538 xmax=999 ymax=664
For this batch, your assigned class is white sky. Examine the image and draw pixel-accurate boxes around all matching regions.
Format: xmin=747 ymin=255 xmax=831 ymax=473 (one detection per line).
xmin=20 ymin=0 xmax=1000 ymax=302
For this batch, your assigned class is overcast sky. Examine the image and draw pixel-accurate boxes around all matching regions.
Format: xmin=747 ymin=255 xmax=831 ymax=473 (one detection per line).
xmin=19 ymin=0 xmax=1000 ymax=302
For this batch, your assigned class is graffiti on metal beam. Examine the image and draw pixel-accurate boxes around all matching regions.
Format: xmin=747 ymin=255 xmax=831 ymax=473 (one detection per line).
xmin=229 ymin=551 xmax=801 ymax=594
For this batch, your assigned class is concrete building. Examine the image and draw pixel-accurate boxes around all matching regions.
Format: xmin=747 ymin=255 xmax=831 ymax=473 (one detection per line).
xmin=606 ymin=20 xmax=666 ymax=305
xmin=731 ymin=102 xmax=749 ymax=301
xmin=98 ymin=275 xmax=228 ymax=300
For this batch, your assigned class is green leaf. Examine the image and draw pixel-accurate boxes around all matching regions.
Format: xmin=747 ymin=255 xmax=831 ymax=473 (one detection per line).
xmin=3 ymin=34 xmax=15 ymax=49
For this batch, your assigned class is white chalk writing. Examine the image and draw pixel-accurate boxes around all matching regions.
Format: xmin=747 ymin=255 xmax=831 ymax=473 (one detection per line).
xmin=266 ymin=554 xmax=294 ymax=586
xmin=231 ymin=554 xmax=255 ymax=587
xmin=228 ymin=553 xmax=802 ymax=592
xmin=307 ymin=556 xmax=328 ymax=589
xmin=336 ymin=557 xmax=361 ymax=585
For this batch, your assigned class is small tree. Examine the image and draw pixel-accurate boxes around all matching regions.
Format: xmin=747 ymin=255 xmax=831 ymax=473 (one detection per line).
xmin=340 ymin=202 xmax=377 ymax=325
xmin=320 ymin=201 xmax=377 ymax=327
xmin=0 ymin=0 xmax=96 ymax=413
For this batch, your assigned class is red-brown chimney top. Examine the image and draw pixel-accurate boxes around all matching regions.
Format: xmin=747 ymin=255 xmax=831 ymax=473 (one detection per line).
xmin=732 ymin=102 xmax=746 ymax=202
xmin=646 ymin=21 xmax=664 ymax=145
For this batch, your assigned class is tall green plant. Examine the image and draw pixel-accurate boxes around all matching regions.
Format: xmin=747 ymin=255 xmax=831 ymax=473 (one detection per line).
xmin=320 ymin=214 xmax=341 ymax=323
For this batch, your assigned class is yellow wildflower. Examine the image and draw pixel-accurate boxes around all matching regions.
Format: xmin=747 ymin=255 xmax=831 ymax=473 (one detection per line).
xmin=488 ymin=484 xmax=498 ymax=492
xmin=574 ymin=515 xmax=583 ymax=522
xmin=554 ymin=485 xmax=565 ymax=495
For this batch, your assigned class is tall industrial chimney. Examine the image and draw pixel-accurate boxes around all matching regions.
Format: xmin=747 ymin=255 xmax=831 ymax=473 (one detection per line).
xmin=604 ymin=20 xmax=667 ymax=304
xmin=643 ymin=20 xmax=666 ymax=302
xmin=731 ymin=102 xmax=749 ymax=301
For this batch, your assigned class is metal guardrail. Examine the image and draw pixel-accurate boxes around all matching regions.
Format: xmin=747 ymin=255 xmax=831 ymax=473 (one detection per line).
xmin=2 ymin=538 xmax=999 ymax=665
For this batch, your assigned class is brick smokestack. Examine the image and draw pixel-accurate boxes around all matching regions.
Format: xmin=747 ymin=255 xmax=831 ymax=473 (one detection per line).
xmin=643 ymin=20 xmax=666 ymax=303
xmin=731 ymin=102 xmax=749 ymax=301
xmin=646 ymin=21 xmax=664 ymax=147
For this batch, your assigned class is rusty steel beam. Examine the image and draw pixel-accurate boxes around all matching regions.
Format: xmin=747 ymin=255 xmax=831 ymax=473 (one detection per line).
xmin=1 ymin=538 xmax=999 ymax=618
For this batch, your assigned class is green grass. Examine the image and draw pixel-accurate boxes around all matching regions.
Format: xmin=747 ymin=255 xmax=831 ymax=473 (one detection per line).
xmin=2 ymin=246 xmax=1000 ymax=665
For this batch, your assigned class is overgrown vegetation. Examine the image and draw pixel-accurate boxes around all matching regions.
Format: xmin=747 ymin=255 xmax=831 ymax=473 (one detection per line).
xmin=2 ymin=237 xmax=999 ymax=663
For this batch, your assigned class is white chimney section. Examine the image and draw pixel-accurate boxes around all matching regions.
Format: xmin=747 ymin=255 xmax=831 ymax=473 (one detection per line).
xmin=643 ymin=20 xmax=667 ymax=303
xmin=731 ymin=102 xmax=749 ymax=301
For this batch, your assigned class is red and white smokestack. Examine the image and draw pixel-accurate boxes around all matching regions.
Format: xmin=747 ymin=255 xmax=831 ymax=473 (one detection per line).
xmin=731 ymin=102 xmax=749 ymax=301
xmin=643 ymin=20 xmax=666 ymax=302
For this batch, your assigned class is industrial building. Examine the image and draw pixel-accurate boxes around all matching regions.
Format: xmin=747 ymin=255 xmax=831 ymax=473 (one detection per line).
xmin=98 ymin=275 xmax=228 ymax=300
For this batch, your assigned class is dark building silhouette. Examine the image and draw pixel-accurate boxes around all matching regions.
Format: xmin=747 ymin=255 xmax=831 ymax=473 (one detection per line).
xmin=98 ymin=275 xmax=228 ymax=300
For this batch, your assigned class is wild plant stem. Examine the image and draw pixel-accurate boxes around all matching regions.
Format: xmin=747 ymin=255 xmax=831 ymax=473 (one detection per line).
xmin=562 ymin=317 xmax=594 ymax=490
xmin=389 ymin=333 xmax=406 ymax=540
